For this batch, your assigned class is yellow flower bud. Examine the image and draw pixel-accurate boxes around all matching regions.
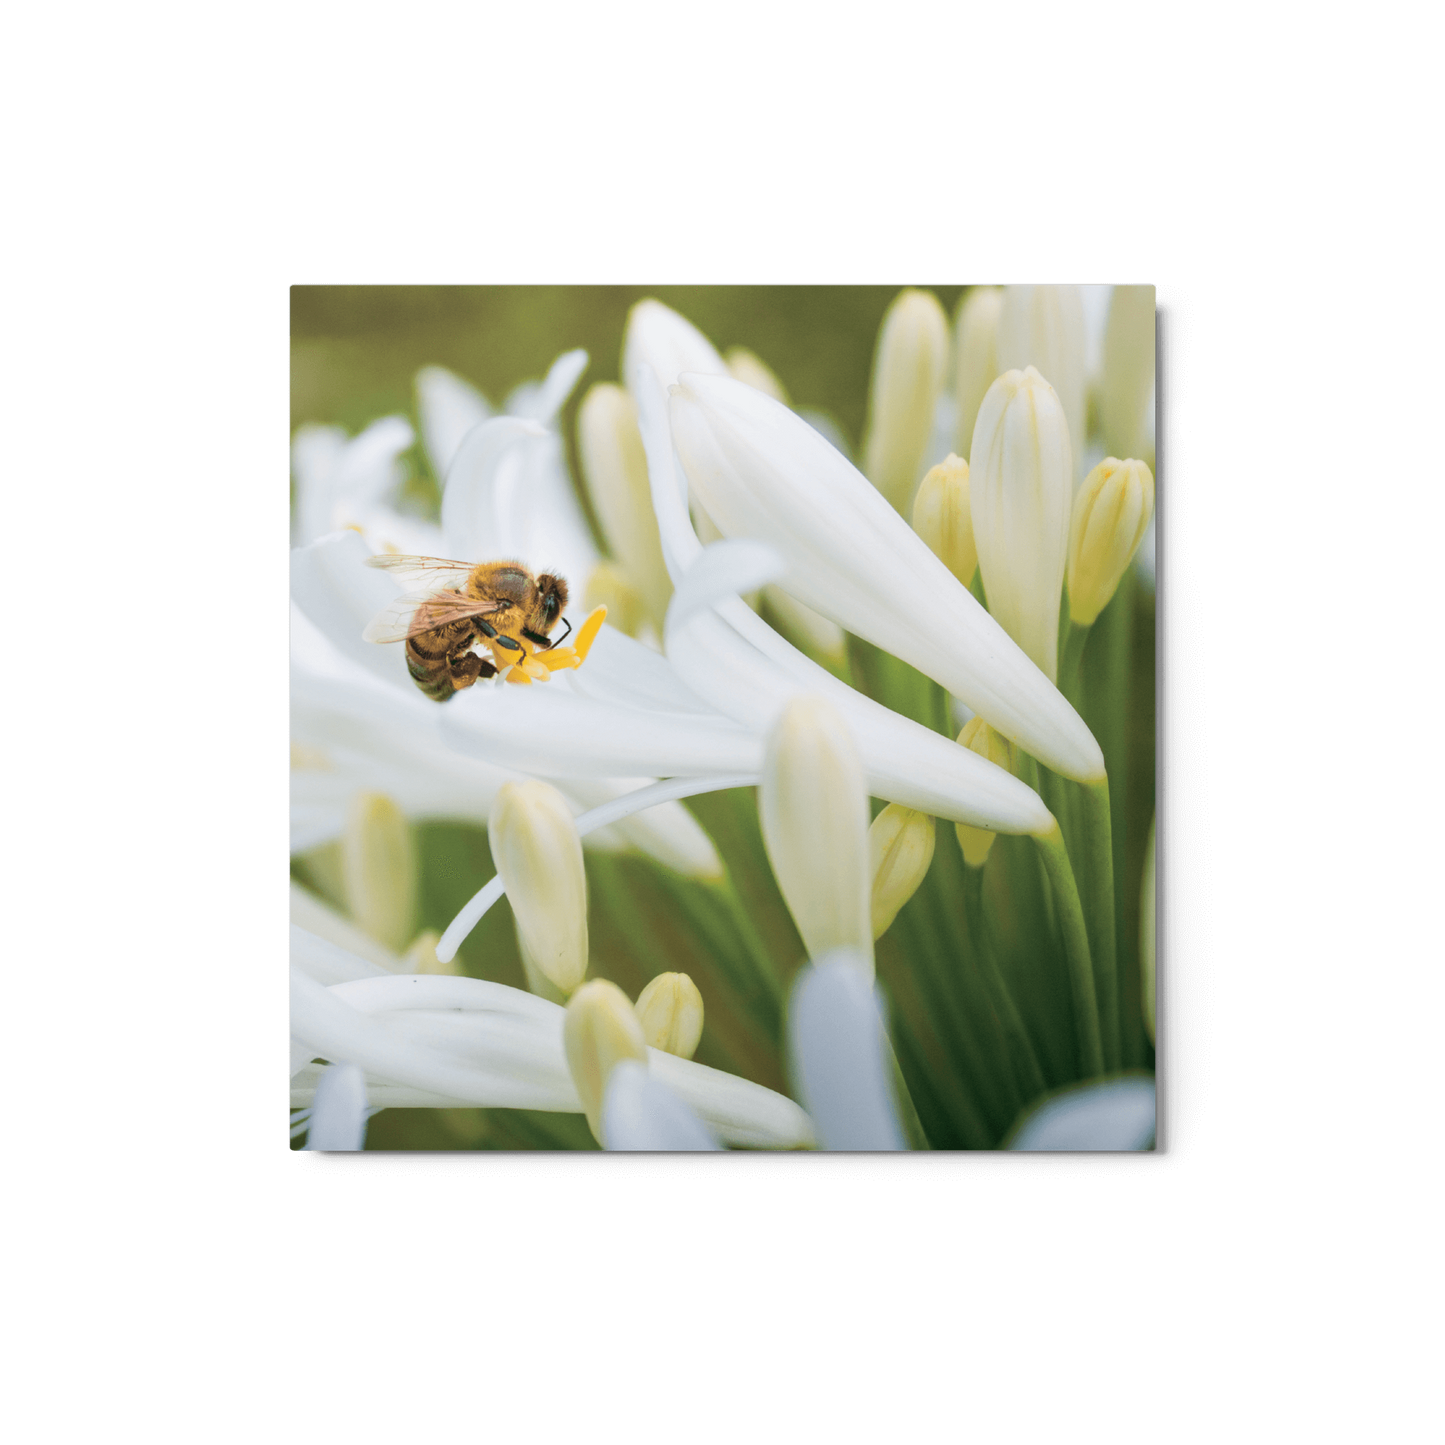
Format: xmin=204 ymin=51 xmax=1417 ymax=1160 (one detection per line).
xmin=1067 ymin=457 xmax=1155 ymax=626
xmin=953 ymin=287 xmax=1002 ymax=459
xmin=862 ymin=288 xmax=950 ymax=514
xmin=564 ymin=978 xmax=649 ymax=1141
xmin=488 ymin=780 xmax=589 ymax=996
xmin=633 ymin=972 xmax=705 ymax=1059
xmin=725 ymin=346 xmax=789 ymax=404
xmin=868 ymin=804 xmax=936 ymax=939
xmin=340 ymin=792 xmax=416 ymax=951
xmin=969 ymin=366 xmax=1073 ymax=680
xmin=953 ymin=719 xmax=1016 ymax=868
xmin=760 ymin=695 xmax=874 ymax=978
xmin=911 ymin=453 xmax=977 ymax=588
xmin=576 ymin=382 xmax=672 ymax=631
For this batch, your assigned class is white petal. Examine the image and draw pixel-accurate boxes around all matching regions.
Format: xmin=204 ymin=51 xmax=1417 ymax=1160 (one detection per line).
xmin=291 ymin=530 xmax=413 ymax=690
xmin=661 ymin=541 xmax=1053 ymax=833
xmin=1009 ymin=1078 xmax=1156 ymax=1151
xmin=305 ymin=1062 xmax=369 ymax=1150
xmin=668 ymin=371 xmax=1104 ymax=782
xmin=601 ymin=1060 xmax=722 ymax=1150
xmin=291 ymin=424 xmax=346 ymax=544
xmin=623 ymin=299 xmax=727 ymax=393
xmin=788 ymin=953 xmax=905 ymax=1151
xmin=440 ymin=416 xmax=549 ymax=561
xmin=294 ymin=417 xmax=414 ymax=546
xmin=440 ymin=680 xmax=763 ymax=778
xmin=291 ymin=924 xmax=392 ymax=986
xmin=290 ymin=885 xmax=404 ymax=973
xmin=530 ymin=348 xmax=590 ymax=425
xmin=416 ymin=365 xmax=491 ymax=478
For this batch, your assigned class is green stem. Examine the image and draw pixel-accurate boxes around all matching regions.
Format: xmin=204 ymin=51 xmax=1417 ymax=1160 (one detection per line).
xmin=962 ymin=864 xmax=1048 ymax=1105
xmin=1031 ymin=821 xmax=1105 ymax=1079
xmin=1059 ymin=620 xmax=1092 ymax=706
xmin=884 ymin=1035 xmax=931 ymax=1149
xmin=1077 ymin=778 xmax=1120 ymax=1071
xmin=1013 ymin=754 xmax=1057 ymax=936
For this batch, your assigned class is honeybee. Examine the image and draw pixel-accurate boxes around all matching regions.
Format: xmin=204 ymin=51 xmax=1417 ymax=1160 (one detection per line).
xmin=362 ymin=555 xmax=573 ymax=702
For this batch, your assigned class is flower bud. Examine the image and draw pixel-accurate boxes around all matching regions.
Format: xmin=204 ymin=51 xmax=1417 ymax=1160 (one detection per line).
xmin=868 ymin=804 xmax=936 ymax=939
xmin=340 ymin=792 xmax=416 ymax=951
xmin=862 ymin=288 xmax=950 ymax=514
xmin=953 ymin=718 xmax=1016 ymax=867
xmin=760 ymin=696 xmax=874 ymax=977
xmin=725 ymin=345 xmax=789 ymax=403
xmin=488 ymin=780 xmax=588 ymax=996
xmin=1099 ymin=285 xmax=1156 ymax=463
xmin=1067 ymin=458 xmax=1155 ymax=626
xmin=996 ymin=286 xmax=1086 ymax=479
xmin=576 ymin=383 xmax=672 ymax=630
xmin=953 ymin=287 xmax=1002 ymax=458
xmin=564 ymin=978 xmax=649 ymax=1141
xmin=969 ymin=366 xmax=1073 ymax=681
xmin=911 ymin=453 xmax=977 ymax=587
xmin=633 ymin=972 xmax=705 ymax=1059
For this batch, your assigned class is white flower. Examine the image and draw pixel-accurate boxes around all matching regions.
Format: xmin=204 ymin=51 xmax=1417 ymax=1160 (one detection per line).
xmin=289 ymin=930 xmax=815 ymax=1149
xmin=290 ymin=350 xmax=722 ymax=878
xmin=969 ymin=366 xmax=1074 ymax=684
xmin=953 ymin=286 xmax=1003 ymax=458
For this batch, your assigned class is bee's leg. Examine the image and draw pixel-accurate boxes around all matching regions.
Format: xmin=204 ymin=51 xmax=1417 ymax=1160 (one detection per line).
xmin=447 ymin=649 xmax=487 ymax=690
xmin=521 ymin=627 xmax=553 ymax=649
xmin=476 ymin=618 xmax=499 ymax=639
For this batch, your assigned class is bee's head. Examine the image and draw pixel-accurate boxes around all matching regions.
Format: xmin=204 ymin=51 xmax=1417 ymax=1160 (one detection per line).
xmin=535 ymin=573 xmax=568 ymax=629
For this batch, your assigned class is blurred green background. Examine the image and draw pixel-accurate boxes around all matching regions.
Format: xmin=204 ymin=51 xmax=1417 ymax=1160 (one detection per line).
xmin=291 ymin=285 xmax=1154 ymax=1151
xmin=292 ymin=285 xmax=969 ymax=450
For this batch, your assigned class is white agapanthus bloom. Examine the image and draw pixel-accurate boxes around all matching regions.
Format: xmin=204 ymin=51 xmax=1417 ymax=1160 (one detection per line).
xmin=290 ymin=350 xmax=721 ymax=876
xmin=291 ymin=291 xmax=1156 ymax=1154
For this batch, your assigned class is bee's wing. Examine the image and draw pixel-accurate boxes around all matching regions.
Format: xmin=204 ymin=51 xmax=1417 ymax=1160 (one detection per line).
xmin=364 ymin=554 xmax=477 ymax=591
xmin=363 ymin=589 xmax=509 ymax=644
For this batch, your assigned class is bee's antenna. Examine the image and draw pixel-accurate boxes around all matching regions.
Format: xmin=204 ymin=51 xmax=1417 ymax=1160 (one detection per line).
xmin=553 ymin=615 xmax=573 ymax=647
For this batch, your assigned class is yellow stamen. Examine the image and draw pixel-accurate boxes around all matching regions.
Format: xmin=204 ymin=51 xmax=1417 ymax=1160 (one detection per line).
xmin=572 ymin=605 xmax=607 ymax=664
